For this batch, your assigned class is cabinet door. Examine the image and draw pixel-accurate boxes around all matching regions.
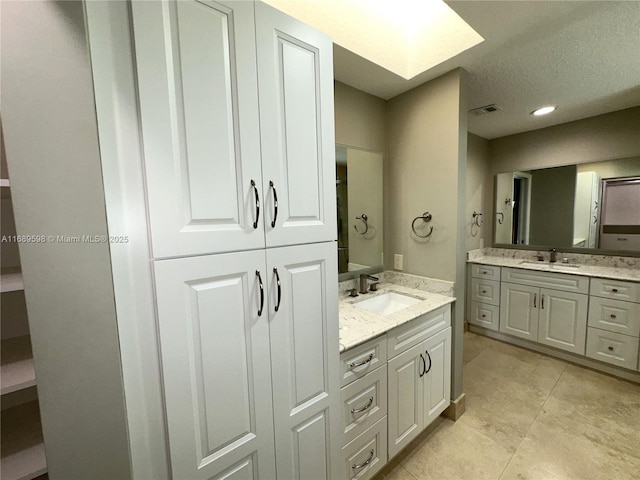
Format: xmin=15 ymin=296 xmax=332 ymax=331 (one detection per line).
xmin=423 ymin=327 xmax=452 ymax=427
xmin=538 ymin=289 xmax=588 ymax=354
xmin=132 ymin=0 xmax=265 ymax=258
xmin=387 ymin=342 xmax=424 ymax=459
xmin=266 ymin=242 xmax=343 ymax=480
xmin=154 ymin=251 xmax=276 ymax=480
xmin=500 ymin=282 xmax=539 ymax=340
xmin=255 ymin=2 xmax=337 ymax=247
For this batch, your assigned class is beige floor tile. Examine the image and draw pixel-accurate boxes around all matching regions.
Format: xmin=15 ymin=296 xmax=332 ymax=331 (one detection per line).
xmin=399 ymin=418 xmax=513 ymax=480
xmin=463 ymin=331 xmax=496 ymax=365
xmin=518 ymin=421 xmax=640 ymax=480
xmin=373 ymin=460 xmax=417 ymax=480
xmin=499 ymin=449 xmax=567 ymax=480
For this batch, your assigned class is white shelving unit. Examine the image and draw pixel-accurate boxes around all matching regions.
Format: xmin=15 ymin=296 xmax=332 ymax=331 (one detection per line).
xmin=1 ymin=174 xmax=48 ymax=479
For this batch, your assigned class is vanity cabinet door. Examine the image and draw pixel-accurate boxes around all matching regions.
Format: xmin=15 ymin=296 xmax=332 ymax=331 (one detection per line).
xmin=266 ymin=241 xmax=343 ymax=480
xmin=500 ymin=282 xmax=539 ymax=340
xmin=387 ymin=343 xmax=424 ymax=460
xmin=422 ymin=327 xmax=451 ymax=427
xmin=537 ymin=289 xmax=588 ymax=354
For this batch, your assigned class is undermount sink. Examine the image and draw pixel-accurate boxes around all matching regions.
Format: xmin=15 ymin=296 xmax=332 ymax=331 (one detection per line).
xmin=355 ymin=292 xmax=421 ymax=316
xmin=519 ymin=260 xmax=581 ymax=269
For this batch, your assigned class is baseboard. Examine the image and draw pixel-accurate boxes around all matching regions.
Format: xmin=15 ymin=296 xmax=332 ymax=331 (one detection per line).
xmin=443 ymin=393 xmax=466 ymax=421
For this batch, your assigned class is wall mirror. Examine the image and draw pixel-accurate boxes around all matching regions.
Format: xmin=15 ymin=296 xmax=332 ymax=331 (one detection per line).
xmin=494 ymin=156 xmax=640 ymax=254
xmin=336 ymin=145 xmax=384 ymax=275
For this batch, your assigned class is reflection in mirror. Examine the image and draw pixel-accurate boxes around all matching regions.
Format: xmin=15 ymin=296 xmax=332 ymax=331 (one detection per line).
xmin=494 ymin=156 xmax=640 ymax=253
xmin=336 ymin=145 xmax=383 ymax=274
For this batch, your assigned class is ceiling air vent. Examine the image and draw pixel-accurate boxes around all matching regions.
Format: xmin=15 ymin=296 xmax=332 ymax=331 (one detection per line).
xmin=470 ymin=104 xmax=502 ymax=116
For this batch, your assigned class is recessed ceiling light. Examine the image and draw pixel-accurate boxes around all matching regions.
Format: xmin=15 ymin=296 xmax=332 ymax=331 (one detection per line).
xmin=531 ymin=106 xmax=556 ymax=116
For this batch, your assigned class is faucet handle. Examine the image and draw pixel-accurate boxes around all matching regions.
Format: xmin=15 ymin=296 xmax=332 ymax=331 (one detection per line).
xmin=369 ymin=282 xmax=380 ymax=292
xmin=347 ymin=288 xmax=359 ymax=297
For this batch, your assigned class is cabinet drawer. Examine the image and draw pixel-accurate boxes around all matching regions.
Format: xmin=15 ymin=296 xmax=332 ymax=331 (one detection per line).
xmin=342 ymin=416 xmax=387 ymax=480
xmin=387 ymin=305 xmax=451 ymax=359
xmin=471 ymin=264 xmax=501 ymax=281
xmin=468 ymin=301 xmax=500 ymax=331
xmin=590 ymin=278 xmax=640 ymax=303
xmin=588 ymin=297 xmax=640 ymax=337
xmin=340 ymin=335 xmax=387 ymax=387
xmin=586 ymin=327 xmax=639 ymax=370
xmin=502 ymin=267 xmax=589 ymax=294
xmin=340 ymin=367 xmax=387 ymax=445
xmin=470 ymin=278 xmax=500 ymax=306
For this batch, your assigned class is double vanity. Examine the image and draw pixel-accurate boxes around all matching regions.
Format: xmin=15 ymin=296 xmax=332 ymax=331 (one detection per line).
xmin=337 ymin=275 xmax=455 ymax=479
xmin=467 ymin=249 xmax=640 ymax=380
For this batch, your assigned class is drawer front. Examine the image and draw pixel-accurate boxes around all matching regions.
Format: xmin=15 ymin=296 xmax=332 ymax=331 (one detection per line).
xmin=340 ymin=367 xmax=387 ymax=445
xmin=586 ymin=327 xmax=639 ymax=370
xmin=470 ymin=278 xmax=500 ymax=306
xmin=590 ymin=278 xmax=640 ymax=303
xmin=387 ymin=305 xmax=451 ymax=359
xmin=588 ymin=297 xmax=640 ymax=337
xmin=502 ymin=267 xmax=589 ymax=294
xmin=340 ymin=335 xmax=387 ymax=387
xmin=471 ymin=264 xmax=501 ymax=281
xmin=468 ymin=301 xmax=500 ymax=331
xmin=342 ymin=416 xmax=388 ymax=480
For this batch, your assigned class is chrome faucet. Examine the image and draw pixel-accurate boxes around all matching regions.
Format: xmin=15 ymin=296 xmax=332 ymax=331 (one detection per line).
xmin=549 ymin=248 xmax=558 ymax=263
xmin=359 ymin=274 xmax=379 ymax=294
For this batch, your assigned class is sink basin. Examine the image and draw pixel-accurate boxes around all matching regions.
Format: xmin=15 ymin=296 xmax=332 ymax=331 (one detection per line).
xmin=355 ymin=292 xmax=421 ymax=316
xmin=519 ymin=260 xmax=581 ymax=269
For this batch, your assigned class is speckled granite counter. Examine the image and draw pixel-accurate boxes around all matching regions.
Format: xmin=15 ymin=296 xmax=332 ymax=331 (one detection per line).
xmin=468 ymin=256 xmax=640 ymax=282
xmin=339 ymin=283 xmax=455 ymax=352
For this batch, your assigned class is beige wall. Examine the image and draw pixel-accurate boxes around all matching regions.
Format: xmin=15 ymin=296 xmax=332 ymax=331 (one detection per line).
xmin=489 ymin=107 xmax=640 ymax=175
xmin=577 ymin=155 xmax=640 ymax=179
xmin=334 ymin=81 xmax=386 ymax=152
xmin=466 ymin=133 xmax=491 ymax=251
xmin=386 ymin=70 xmax=465 ymax=281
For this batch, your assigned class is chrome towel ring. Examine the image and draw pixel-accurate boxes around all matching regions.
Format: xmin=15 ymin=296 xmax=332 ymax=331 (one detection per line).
xmin=411 ymin=212 xmax=433 ymax=238
xmin=472 ymin=211 xmax=484 ymax=227
xmin=496 ymin=212 xmax=504 ymax=225
xmin=354 ymin=213 xmax=369 ymax=235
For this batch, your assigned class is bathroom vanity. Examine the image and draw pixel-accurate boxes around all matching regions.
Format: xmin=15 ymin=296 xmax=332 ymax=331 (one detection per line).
xmin=467 ymin=250 xmax=640 ymax=381
xmin=337 ymin=276 xmax=455 ymax=479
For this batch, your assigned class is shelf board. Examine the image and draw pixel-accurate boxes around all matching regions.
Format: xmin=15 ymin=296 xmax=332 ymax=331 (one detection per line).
xmin=1 ymin=336 xmax=36 ymax=395
xmin=1 ymin=400 xmax=47 ymax=480
xmin=0 ymin=178 xmax=9 ymax=187
xmin=1 ymin=268 xmax=24 ymax=293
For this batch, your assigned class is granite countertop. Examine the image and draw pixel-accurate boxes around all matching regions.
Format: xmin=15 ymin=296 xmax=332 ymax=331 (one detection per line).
xmin=468 ymin=256 xmax=640 ymax=282
xmin=338 ymin=283 xmax=455 ymax=352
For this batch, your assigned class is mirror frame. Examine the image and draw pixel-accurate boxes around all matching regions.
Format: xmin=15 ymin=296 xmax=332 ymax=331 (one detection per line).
xmin=492 ymin=173 xmax=640 ymax=258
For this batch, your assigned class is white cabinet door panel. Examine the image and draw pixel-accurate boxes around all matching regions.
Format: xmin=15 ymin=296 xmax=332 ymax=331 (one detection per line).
xmin=423 ymin=327 xmax=451 ymax=426
xmin=154 ymin=251 xmax=276 ymax=480
xmin=267 ymin=242 xmax=342 ymax=480
xmin=387 ymin=342 xmax=424 ymax=459
xmin=538 ymin=289 xmax=588 ymax=354
xmin=132 ymin=0 xmax=264 ymax=258
xmin=500 ymin=282 xmax=539 ymax=340
xmin=256 ymin=2 xmax=337 ymax=247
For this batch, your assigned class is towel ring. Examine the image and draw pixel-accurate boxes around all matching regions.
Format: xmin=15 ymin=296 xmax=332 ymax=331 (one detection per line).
xmin=411 ymin=212 xmax=433 ymax=238
xmin=496 ymin=212 xmax=504 ymax=225
xmin=472 ymin=211 xmax=483 ymax=227
xmin=354 ymin=213 xmax=369 ymax=235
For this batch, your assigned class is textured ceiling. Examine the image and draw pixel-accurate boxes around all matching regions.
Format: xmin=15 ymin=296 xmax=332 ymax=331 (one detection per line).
xmin=333 ymin=1 xmax=640 ymax=139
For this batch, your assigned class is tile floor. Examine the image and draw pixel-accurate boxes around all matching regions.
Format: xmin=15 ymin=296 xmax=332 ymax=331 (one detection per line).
xmin=375 ymin=331 xmax=640 ymax=480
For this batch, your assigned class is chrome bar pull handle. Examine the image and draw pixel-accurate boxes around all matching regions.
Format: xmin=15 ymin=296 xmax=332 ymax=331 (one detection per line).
xmin=256 ymin=270 xmax=264 ymax=316
xmin=269 ymin=181 xmax=278 ymax=228
xmin=273 ymin=267 xmax=281 ymax=312
xmin=251 ymin=180 xmax=260 ymax=229
xmin=352 ymin=449 xmax=374 ymax=470
xmin=350 ymin=397 xmax=374 ymax=414
xmin=541 ymin=295 xmax=545 ymax=310
xmin=349 ymin=353 xmax=373 ymax=369
xmin=534 ymin=293 xmax=537 ymax=308
xmin=419 ymin=354 xmax=425 ymax=378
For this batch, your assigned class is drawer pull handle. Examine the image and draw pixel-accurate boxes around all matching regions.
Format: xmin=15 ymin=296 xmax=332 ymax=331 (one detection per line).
xmin=351 ymin=397 xmax=374 ymax=414
xmin=608 ymin=346 xmax=614 ymax=351
xmin=349 ymin=353 xmax=373 ymax=369
xmin=352 ymin=449 xmax=374 ymax=470
xmin=534 ymin=293 xmax=537 ymax=308
xmin=482 ymin=290 xmax=487 ymax=294
xmin=481 ymin=314 xmax=486 ymax=318
xmin=612 ymin=288 xmax=619 ymax=293
xmin=610 ymin=314 xmax=617 ymax=319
